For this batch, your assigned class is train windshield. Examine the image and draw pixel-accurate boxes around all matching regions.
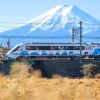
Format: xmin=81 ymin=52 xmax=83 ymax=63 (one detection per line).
xmin=11 ymin=46 xmax=20 ymax=53
xmin=7 ymin=45 xmax=21 ymax=54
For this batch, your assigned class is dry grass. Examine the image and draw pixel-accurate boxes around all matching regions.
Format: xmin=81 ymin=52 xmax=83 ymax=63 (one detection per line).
xmin=0 ymin=63 xmax=100 ymax=100
xmin=0 ymin=76 xmax=100 ymax=100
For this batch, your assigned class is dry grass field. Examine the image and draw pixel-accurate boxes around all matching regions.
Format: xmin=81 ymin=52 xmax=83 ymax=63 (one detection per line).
xmin=0 ymin=62 xmax=100 ymax=100
xmin=0 ymin=75 xmax=100 ymax=100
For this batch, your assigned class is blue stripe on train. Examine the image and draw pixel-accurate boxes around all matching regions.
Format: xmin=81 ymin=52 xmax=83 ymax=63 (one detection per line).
xmin=61 ymin=51 xmax=68 ymax=56
xmin=92 ymin=49 xmax=100 ymax=55
xmin=19 ymin=51 xmax=91 ymax=56
xmin=49 ymin=52 xmax=54 ymax=56
xmin=55 ymin=52 xmax=60 ymax=56
xmin=20 ymin=51 xmax=29 ymax=56
xmin=30 ymin=52 xmax=39 ymax=56
xmin=84 ymin=52 xmax=88 ymax=55
xmin=69 ymin=51 xmax=73 ymax=55
xmin=41 ymin=52 xmax=47 ymax=56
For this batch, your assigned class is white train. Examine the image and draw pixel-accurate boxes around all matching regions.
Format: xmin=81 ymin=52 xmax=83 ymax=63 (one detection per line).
xmin=6 ymin=42 xmax=100 ymax=60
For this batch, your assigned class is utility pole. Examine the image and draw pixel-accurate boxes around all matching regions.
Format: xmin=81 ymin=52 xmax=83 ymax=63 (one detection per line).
xmin=72 ymin=27 xmax=74 ymax=45
xmin=7 ymin=37 xmax=10 ymax=49
xmin=79 ymin=21 xmax=82 ymax=64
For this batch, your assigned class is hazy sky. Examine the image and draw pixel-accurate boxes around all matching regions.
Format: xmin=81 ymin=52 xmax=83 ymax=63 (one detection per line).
xmin=0 ymin=0 xmax=100 ymax=22
xmin=0 ymin=0 xmax=100 ymax=31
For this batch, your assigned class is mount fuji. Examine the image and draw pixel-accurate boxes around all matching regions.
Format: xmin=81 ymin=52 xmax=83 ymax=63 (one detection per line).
xmin=0 ymin=5 xmax=100 ymax=46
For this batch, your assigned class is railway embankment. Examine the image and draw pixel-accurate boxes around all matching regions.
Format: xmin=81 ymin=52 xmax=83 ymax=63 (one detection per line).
xmin=0 ymin=59 xmax=100 ymax=78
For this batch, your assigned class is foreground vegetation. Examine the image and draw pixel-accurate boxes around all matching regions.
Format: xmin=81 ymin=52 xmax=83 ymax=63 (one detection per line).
xmin=0 ymin=62 xmax=100 ymax=100
xmin=0 ymin=75 xmax=100 ymax=100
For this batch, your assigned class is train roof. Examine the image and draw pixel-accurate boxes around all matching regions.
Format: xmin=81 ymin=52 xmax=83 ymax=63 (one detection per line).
xmin=24 ymin=42 xmax=87 ymax=44
xmin=22 ymin=42 xmax=88 ymax=46
xmin=91 ymin=43 xmax=100 ymax=45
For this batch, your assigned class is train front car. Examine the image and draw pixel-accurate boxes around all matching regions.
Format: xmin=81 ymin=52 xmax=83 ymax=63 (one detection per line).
xmin=6 ymin=43 xmax=24 ymax=60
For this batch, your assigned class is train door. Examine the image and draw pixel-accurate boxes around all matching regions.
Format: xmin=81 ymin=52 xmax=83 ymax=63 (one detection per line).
xmin=85 ymin=45 xmax=91 ymax=56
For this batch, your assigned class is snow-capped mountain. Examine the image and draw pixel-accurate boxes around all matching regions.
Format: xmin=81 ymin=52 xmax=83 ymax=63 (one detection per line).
xmin=0 ymin=5 xmax=100 ymax=46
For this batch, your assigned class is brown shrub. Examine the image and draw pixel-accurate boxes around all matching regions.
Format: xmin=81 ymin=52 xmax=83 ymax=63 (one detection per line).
xmin=94 ymin=74 xmax=100 ymax=79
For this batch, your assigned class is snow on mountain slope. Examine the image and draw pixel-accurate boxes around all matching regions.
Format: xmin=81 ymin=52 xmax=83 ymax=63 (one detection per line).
xmin=0 ymin=5 xmax=100 ymax=46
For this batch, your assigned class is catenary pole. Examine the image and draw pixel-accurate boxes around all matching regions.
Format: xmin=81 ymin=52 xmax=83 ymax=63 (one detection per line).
xmin=79 ymin=21 xmax=82 ymax=63
xmin=72 ymin=27 xmax=74 ymax=45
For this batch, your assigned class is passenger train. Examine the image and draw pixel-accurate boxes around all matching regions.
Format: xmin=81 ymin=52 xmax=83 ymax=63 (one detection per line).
xmin=6 ymin=42 xmax=100 ymax=60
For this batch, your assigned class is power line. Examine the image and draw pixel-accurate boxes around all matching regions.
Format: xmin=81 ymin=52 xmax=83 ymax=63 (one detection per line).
xmin=0 ymin=26 xmax=100 ymax=30
xmin=0 ymin=21 xmax=79 ymax=25
xmin=0 ymin=20 xmax=100 ymax=25
xmin=0 ymin=35 xmax=72 ymax=39
xmin=0 ymin=35 xmax=100 ymax=39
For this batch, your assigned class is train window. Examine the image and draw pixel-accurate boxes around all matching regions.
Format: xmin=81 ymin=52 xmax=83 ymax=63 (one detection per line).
xmin=82 ymin=46 xmax=85 ymax=50
xmin=26 ymin=45 xmax=85 ymax=50
xmin=50 ymin=46 xmax=55 ymax=50
xmin=26 ymin=46 xmax=37 ymax=50
xmin=76 ymin=46 xmax=79 ymax=50
xmin=63 ymin=46 xmax=65 ymax=50
xmin=60 ymin=46 xmax=65 ymax=50
xmin=38 ymin=46 xmax=50 ymax=50
xmin=11 ymin=46 xmax=20 ymax=52
xmin=26 ymin=46 xmax=50 ymax=50
xmin=54 ymin=46 xmax=58 ymax=50
xmin=77 ymin=46 xmax=85 ymax=50
xmin=66 ymin=46 xmax=85 ymax=50
xmin=72 ymin=46 xmax=74 ymax=50
xmin=26 ymin=46 xmax=30 ymax=50
xmin=90 ymin=46 xmax=91 ymax=50
xmin=58 ymin=46 xmax=61 ymax=50
xmin=57 ymin=46 xmax=65 ymax=50
xmin=66 ymin=46 xmax=68 ymax=50
xmin=69 ymin=46 xmax=73 ymax=50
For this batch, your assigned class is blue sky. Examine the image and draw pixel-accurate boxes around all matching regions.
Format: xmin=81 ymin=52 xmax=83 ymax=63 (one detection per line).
xmin=0 ymin=0 xmax=100 ymax=31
